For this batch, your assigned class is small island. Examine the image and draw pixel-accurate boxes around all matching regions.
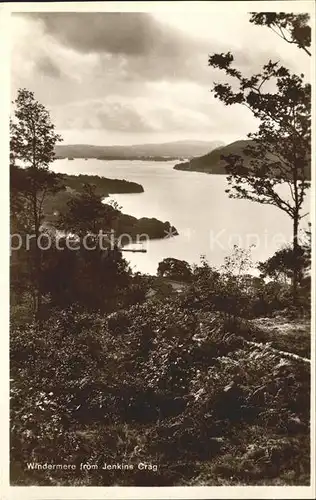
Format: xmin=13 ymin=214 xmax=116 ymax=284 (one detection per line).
xmin=114 ymin=214 xmax=178 ymax=243
xmin=62 ymin=173 xmax=144 ymax=196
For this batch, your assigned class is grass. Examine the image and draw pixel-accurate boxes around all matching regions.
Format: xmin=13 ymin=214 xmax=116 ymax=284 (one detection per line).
xmin=250 ymin=314 xmax=311 ymax=359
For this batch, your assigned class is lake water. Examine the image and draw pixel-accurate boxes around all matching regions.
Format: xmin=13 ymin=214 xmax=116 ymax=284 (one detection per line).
xmin=52 ymin=159 xmax=310 ymax=275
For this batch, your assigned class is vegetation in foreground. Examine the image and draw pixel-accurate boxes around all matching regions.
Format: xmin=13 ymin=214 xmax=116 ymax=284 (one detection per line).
xmin=10 ymin=298 xmax=310 ymax=486
xmin=11 ymin=245 xmax=311 ymax=486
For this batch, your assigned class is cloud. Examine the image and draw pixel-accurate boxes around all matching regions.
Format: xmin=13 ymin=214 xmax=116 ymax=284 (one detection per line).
xmin=25 ymin=12 xmax=191 ymax=57
xmin=95 ymin=102 xmax=155 ymax=132
xmin=17 ymin=12 xmax=216 ymax=85
xmin=11 ymin=11 xmax=311 ymax=144
xmin=35 ymin=55 xmax=63 ymax=78
xmin=53 ymin=99 xmax=156 ymax=132
xmin=16 ymin=11 xmax=308 ymax=89
xmin=51 ymin=85 xmax=258 ymax=141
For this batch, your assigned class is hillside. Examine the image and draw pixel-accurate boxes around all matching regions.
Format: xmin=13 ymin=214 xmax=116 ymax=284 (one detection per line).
xmin=174 ymin=140 xmax=311 ymax=179
xmin=54 ymin=140 xmax=224 ymax=161
xmin=61 ymin=174 xmax=144 ymax=196
xmin=35 ymin=173 xmax=143 ymax=218
xmin=127 ymin=140 xmax=224 ymax=159
xmin=174 ymin=140 xmax=254 ymax=174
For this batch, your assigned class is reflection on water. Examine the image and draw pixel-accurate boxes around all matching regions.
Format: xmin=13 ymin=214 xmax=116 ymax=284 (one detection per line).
xmin=52 ymin=159 xmax=310 ymax=275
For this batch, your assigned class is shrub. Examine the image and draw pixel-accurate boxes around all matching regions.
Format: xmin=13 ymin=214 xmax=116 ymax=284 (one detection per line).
xmin=10 ymin=299 xmax=310 ymax=485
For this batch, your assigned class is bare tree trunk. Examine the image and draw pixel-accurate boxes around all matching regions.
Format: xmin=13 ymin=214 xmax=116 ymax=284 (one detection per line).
xmin=33 ymin=196 xmax=42 ymax=319
xmin=292 ymin=213 xmax=299 ymax=307
xmin=34 ymin=240 xmax=42 ymax=320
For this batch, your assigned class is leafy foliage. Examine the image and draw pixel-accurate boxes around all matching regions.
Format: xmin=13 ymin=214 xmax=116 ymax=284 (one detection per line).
xmin=258 ymin=244 xmax=309 ymax=284
xmin=10 ymin=90 xmax=64 ymax=316
xmin=208 ymin=13 xmax=311 ymax=305
xmin=11 ymin=302 xmax=310 ymax=485
xmin=250 ymin=13 xmax=311 ymax=56
xmin=10 ymin=88 xmax=63 ymax=169
xmin=58 ymin=183 xmax=119 ymax=236
xmin=157 ymin=257 xmax=192 ymax=282
xmin=208 ymin=58 xmax=310 ymax=210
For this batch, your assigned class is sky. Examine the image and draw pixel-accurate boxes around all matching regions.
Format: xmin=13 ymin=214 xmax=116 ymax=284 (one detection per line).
xmin=10 ymin=10 xmax=311 ymax=146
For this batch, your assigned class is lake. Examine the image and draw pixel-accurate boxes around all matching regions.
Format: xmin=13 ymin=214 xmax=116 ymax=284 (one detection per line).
xmin=52 ymin=159 xmax=310 ymax=275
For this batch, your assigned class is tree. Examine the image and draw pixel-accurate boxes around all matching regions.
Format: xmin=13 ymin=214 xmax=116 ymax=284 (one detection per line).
xmin=220 ymin=244 xmax=254 ymax=277
xmin=40 ymin=236 xmax=132 ymax=312
xmin=208 ymin=13 xmax=311 ymax=305
xmin=10 ymin=89 xmax=64 ymax=316
xmin=52 ymin=184 xmax=132 ymax=311
xmin=258 ymin=245 xmax=306 ymax=284
xmin=58 ymin=183 xmax=119 ymax=237
xmin=157 ymin=258 xmax=192 ymax=282
xmin=218 ymin=245 xmax=256 ymax=320
xmin=181 ymin=250 xmax=257 ymax=320
xmin=250 ymin=13 xmax=311 ymax=56
xmin=258 ymin=225 xmax=311 ymax=285
xmin=301 ymin=222 xmax=311 ymax=272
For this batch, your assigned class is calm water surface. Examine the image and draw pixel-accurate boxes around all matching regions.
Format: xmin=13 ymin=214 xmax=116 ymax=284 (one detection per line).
xmin=52 ymin=159 xmax=310 ymax=275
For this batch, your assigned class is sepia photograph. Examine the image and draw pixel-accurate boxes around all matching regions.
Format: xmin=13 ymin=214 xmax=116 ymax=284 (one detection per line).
xmin=4 ymin=0 xmax=314 ymax=496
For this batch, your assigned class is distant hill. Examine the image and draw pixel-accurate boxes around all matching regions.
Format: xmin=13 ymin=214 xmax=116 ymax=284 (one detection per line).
xmin=174 ymin=139 xmax=311 ymax=180
xmin=174 ymin=140 xmax=252 ymax=174
xmin=126 ymin=140 xmax=224 ymax=159
xmin=54 ymin=140 xmax=224 ymax=161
